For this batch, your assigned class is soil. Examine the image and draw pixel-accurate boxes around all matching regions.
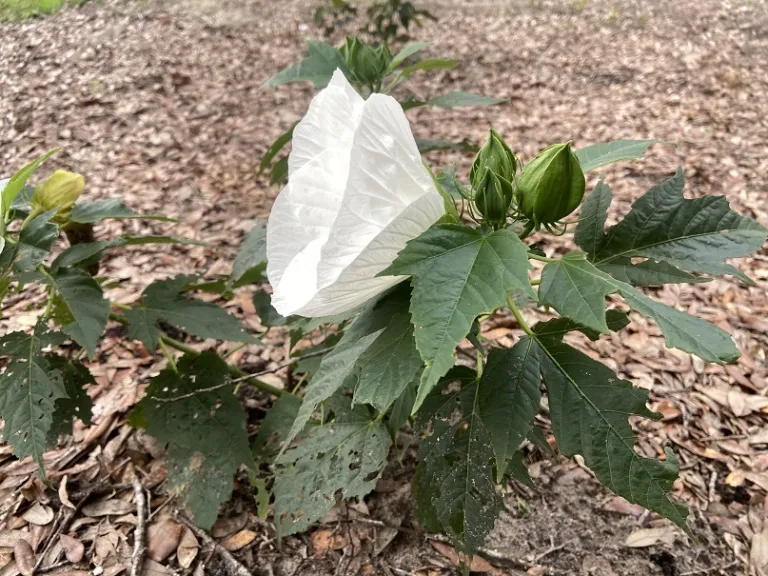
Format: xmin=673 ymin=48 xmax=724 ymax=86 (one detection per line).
xmin=1 ymin=0 xmax=767 ymax=575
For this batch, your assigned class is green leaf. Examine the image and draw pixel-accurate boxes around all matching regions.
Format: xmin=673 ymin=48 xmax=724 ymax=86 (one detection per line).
xmin=383 ymin=224 xmax=534 ymax=411
xmin=124 ymin=275 xmax=258 ymax=351
xmin=51 ymin=235 xmax=204 ymax=271
xmin=46 ymin=357 xmax=94 ymax=445
xmin=69 ymin=199 xmax=174 ymax=223
xmin=259 ymin=123 xmax=297 ymax=174
xmin=253 ymin=291 xmax=289 ymax=327
xmin=573 ymin=140 xmax=661 ymax=172
xmin=593 ymin=169 xmax=768 ymax=284
xmin=398 ymin=58 xmax=457 ymax=78
xmin=532 ymin=333 xmax=689 ymax=532
xmin=269 ymin=156 xmax=289 ymax=186
xmin=574 ymin=179 xmax=611 ymax=258
xmin=131 ymin=352 xmax=254 ymax=529
xmin=0 ymin=323 xmax=66 ymax=468
xmin=539 ymin=252 xmax=618 ymax=334
xmin=15 ymin=211 xmax=59 ymax=272
xmin=1 ymin=149 xmax=58 ymax=219
xmin=274 ymin=404 xmax=391 ymax=536
xmin=477 ymin=340 xmax=541 ymax=479
xmin=231 ymin=220 xmax=267 ymax=283
xmin=387 ymin=371 xmax=419 ymax=436
xmin=539 ymin=252 xmax=739 ymax=362
xmin=414 ymin=369 xmax=501 ymax=555
xmin=416 ymin=138 xmax=478 ymax=154
xmin=427 ymin=92 xmax=506 ymax=108
xmin=282 ymin=298 xmax=393 ymax=447
xmin=533 ymin=310 xmax=630 ymax=341
xmin=266 ymin=41 xmax=348 ymax=88
xmin=253 ymin=394 xmax=302 ymax=460
xmin=389 ymin=41 xmax=431 ymax=70
xmin=353 ymin=311 xmax=422 ymax=413
xmin=505 ymin=451 xmax=535 ymax=489
xmin=46 ymin=268 xmax=109 ymax=358
xmin=598 ymin=258 xmax=709 ymax=287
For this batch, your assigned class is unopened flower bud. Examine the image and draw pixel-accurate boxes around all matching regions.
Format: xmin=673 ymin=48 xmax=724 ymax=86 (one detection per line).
xmin=516 ymin=142 xmax=585 ymax=226
xmin=340 ymin=37 xmax=391 ymax=87
xmin=29 ymin=170 xmax=85 ymax=224
xmin=470 ymin=130 xmax=516 ymax=225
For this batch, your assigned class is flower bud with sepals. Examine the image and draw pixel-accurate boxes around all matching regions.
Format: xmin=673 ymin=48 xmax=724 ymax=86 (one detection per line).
xmin=470 ymin=130 xmax=517 ymax=226
xmin=340 ymin=37 xmax=392 ymax=88
xmin=516 ymin=142 xmax=585 ymax=228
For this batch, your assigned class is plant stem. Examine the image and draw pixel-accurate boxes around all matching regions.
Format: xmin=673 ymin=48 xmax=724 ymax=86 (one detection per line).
xmin=158 ymin=338 xmax=178 ymax=373
xmin=506 ymin=295 xmax=534 ymax=337
xmin=476 ymin=349 xmax=484 ymax=378
xmin=527 ymin=252 xmax=556 ymax=263
xmin=530 ymin=279 xmax=541 ymax=286
xmin=108 ymin=311 xmax=286 ymax=398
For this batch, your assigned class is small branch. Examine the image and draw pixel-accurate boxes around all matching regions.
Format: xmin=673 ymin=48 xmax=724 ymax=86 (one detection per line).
xmin=527 ymin=252 xmax=556 ymax=263
xmin=177 ymin=514 xmax=252 ymax=576
xmin=109 ymin=310 xmax=287 ymax=398
xmin=506 ymin=296 xmax=535 ymax=337
xmin=158 ymin=338 xmax=178 ymax=373
xmin=131 ymin=472 xmax=147 ymax=576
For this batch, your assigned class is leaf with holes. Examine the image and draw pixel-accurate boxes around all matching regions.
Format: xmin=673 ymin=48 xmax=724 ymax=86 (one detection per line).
xmin=46 ymin=357 xmax=94 ymax=445
xmin=382 ymin=224 xmax=533 ymax=412
xmin=274 ymin=403 xmax=391 ymax=537
xmin=0 ymin=323 xmax=66 ymax=468
xmin=130 ymin=352 xmax=254 ymax=529
xmin=414 ymin=367 xmax=501 ymax=556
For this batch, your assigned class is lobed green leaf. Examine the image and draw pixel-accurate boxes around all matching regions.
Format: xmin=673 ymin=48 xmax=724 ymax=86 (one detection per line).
xmin=382 ymin=224 xmax=533 ymax=412
xmin=573 ymin=139 xmax=661 ymax=172
xmin=130 ymin=352 xmax=254 ymax=529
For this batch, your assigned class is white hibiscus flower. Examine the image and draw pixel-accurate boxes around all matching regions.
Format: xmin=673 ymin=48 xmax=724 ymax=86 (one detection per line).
xmin=266 ymin=69 xmax=445 ymax=317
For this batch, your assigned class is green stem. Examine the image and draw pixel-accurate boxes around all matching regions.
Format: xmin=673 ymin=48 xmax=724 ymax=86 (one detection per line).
xmin=476 ymin=349 xmax=484 ymax=378
xmin=506 ymin=295 xmax=534 ymax=337
xmin=158 ymin=338 xmax=178 ymax=373
xmin=530 ymin=279 xmax=541 ymax=286
xmin=108 ymin=310 xmax=286 ymax=398
xmin=528 ymin=252 xmax=556 ymax=263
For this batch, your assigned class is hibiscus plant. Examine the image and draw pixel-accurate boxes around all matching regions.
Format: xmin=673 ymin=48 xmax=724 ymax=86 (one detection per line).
xmin=0 ymin=65 xmax=766 ymax=566
xmin=260 ymin=36 xmax=505 ymax=184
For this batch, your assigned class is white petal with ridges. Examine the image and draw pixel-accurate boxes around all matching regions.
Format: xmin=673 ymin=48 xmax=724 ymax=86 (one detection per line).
xmin=267 ymin=70 xmax=444 ymax=317
xmin=288 ymin=70 xmax=364 ymax=177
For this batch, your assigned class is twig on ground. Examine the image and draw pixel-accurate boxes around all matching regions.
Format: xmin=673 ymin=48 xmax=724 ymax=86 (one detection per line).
xmin=534 ymin=536 xmax=573 ymax=563
xmin=177 ymin=513 xmax=252 ymax=576
xmin=131 ymin=471 xmax=147 ymax=576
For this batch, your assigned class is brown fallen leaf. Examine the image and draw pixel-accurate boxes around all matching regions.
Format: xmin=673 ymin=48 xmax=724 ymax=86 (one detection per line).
xmin=58 ymin=476 xmax=76 ymax=510
xmin=21 ymin=503 xmax=54 ymax=526
xmin=82 ymin=499 xmax=134 ymax=517
xmin=59 ymin=534 xmax=85 ymax=563
xmin=176 ymin=527 xmax=199 ymax=569
xmin=147 ymin=518 xmax=183 ymax=562
xmin=221 ymin=529 xmax=257 ymax=552
xmin=13 ymin=540 xmax=35 ymax=576
xmin=430 ymin=540 xmax=496 ymax=573
xmin=602 ymin=496 xmax=646 ymax=517
xmin=752 ymin=529 xmax=768 ymax=576
xmin=624 ymin=527 xmax=678 ymax=548
xmin=311 ymin=529 xmax=346 ymax=557
xmin=744 ymin=472 xmax=768 ymax=493
xmin=210 ymin=513 xmax=247 ymax=539
xmin=143 ymin=558 xmax=174 ymax=576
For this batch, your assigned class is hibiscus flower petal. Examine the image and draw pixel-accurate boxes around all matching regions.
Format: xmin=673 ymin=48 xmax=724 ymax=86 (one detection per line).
xmin=317 ymin=93 xmax=444 ymax=290
xmin=288 ymin=70 xmax=364 ymax=177
xmin=267 ymin=147 xmax=348 ymax=315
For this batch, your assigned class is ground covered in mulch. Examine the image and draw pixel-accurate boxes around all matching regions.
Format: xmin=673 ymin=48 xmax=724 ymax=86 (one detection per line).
xmin=1 ymin=0 xmax=767 ymax=574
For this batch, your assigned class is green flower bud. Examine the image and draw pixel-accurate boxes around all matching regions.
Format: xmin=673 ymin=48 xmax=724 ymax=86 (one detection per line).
xmin=340 ymin=37 xmax=391 ymax=87
xmin=29 ymin=170 xmax=85 ymax=224
xmin=516 ymin=142 xmax=585 ymax=226
xmin=470 ymin=130 xmax=516 ymax=225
